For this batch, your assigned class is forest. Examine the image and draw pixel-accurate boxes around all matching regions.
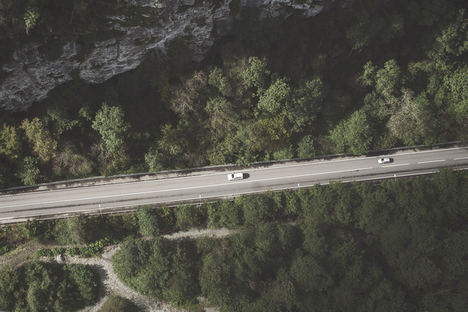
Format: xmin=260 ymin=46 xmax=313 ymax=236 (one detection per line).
xmin=0 ymin=0 xmax=467 ymax=311
xmin=113 ymin=169 xmax=468 ymax=311
xmin=0 ymin=171 xmax=466 ymax=310
xmin=0 ymin=262 xmax=99 ymax=311
xmin=0 ymin=0 xmax=467 ymax=188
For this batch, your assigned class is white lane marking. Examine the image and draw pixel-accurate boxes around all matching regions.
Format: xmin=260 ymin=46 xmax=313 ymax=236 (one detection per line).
xmin=0 ymin=156 xmax=379 ymax=198
xmin=0 ymin=167 xmax=373 ymax=209
xmin=380 ymin=163 xmax=410 ymax=167
xmin=1 ymin=158 xmax=372 ymax=198
xmin=454 ymin=157 xmax=468 ymax=161
xmin=2 ymin=147 xmax=466 ymax=199
xmin=417 ymin=159 xmax=446 ymax=164
xmin=5 ymin=167 xmax=468 ymax=222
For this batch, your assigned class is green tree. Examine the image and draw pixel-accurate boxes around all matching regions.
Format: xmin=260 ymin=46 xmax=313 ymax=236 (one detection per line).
xmin=375 ymin=59 xmax=401 ymax=98
xmin=92 ymin=104 xmax=129 ymax=155
xmin=290 ymin=254 xmax=332 ymax=293
xmin=444 ymin=65 xmax=468 ymax=120
xmin=144 ymin=147 xmax=166 ymax=172
xmin=430 ymin=9 xmax=468 ymax=68
xmin=200 ymin=252 xmax=232 ymax=306
xmin=258 ymin=78 xmax=291 ymax=114
xmin=26 ymin=281 xmax=43 ymax=312
xmin=0 ymin=262 xmax=98 ymax=311
xmin=287 ymin=78 xmax=325 ymax=132
xmin=18 ymin=156 xmax=41 ymax=186
xmin=361 ymin=61 xmax=377 ymax=87
xmin=218 ymin=199 xmax=243 ymax=228
xmin=163 ymin=242 xmax=199 ymax=306
xmin=257 ymin=115 xmax=292 ymax=153
xmin=137 ymin=206 xmax=161 ymax=236
xmin=207 ymin=202 xmax=222 ymax=228
xmin=47 ymin=106 xmax=79 ymax=135
xmin=205 ymin=96 xmax=236 ymax=137
xmin=284 ymin=190 xmax=301 ymax=217
xmin=0 ymin=124 xmax=21 ymax=159
xmin=242 ymin=195 xmax=278 ymax=226
xmin=113 ymin=238 xmax=198 ymax=305
xmin=156 ymin=124 xmax=188 ymax=159
xmin=21 ymin=118 xmax=57 ymax=162
xmin=65 ymin=264 xmax=99 ymax=304
xmin=240 ymin=56 xmax=270 ymax=90
xmin=266 ymin=269 xmax=297 ymax=311
xmin=272 ymin=145 xmax=294 ymax=160
xmin=208 ymin=67 xmax=232 ymax=97
xmin=297 ymin=135 xmax=315 ymax=158
xmin=175 ymin=205 xmax=202 ymax=230
xmin=330 ymin=110 xmax=372 ymax=154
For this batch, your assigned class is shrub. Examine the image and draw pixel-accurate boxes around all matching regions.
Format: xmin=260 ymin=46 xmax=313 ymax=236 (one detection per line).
xmin=54 ymin=215 xmax=90 ymax=244
xmin=176 ymin=205 xmax=202 ymax=230
xmin=137 ymin=206 xmax=175 ymax=236
xmin=99 ymin=295 xmax=140 ymax=312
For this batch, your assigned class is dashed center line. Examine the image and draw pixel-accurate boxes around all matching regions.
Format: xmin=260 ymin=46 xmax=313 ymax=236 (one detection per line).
xmin=1 ymin=167 xmax=373 ymax=209
xmin=417 ymin=159 xmax=446 ymax=164
xmin=454 ymin=157 xmax=468 ymax=161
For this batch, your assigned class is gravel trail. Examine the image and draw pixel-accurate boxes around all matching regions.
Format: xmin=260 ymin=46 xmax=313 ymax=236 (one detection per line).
xmin=72 ymin=228 xmax=231 ymax=312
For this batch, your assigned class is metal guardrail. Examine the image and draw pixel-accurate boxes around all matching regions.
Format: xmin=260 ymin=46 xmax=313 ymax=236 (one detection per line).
xmin=0 ymin=141 xmax=465 ymax=195
xmin=3 ymin=164 xmax=467 ymax=225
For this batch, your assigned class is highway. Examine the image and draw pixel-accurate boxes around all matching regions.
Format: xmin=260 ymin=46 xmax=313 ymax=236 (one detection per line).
xmin=1 ymin=146 xmax=467 ymax=222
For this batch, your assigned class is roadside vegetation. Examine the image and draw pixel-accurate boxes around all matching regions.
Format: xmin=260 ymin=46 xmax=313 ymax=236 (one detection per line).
xmin=1 ymin=0 xmax=466 ymax=311
xmin=112 ymin=170 xmax=468 ymax=311
xmin=1 ymin=170 xmax=467 ymax=311
xmin=1 ymin=0 xmax=467 ymax=188
xmin=0 ymin=213 xmax=137 ymax=257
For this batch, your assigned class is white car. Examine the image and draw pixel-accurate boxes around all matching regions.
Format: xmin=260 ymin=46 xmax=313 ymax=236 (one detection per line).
xmin=378 ymin=157 xmax=392 ymax=164
xmin=227 ymin=172 xmax=244 ymax=181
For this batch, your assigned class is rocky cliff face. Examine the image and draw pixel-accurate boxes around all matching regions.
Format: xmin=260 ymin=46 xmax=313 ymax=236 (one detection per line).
xmin=0 ymin=0 xmax=326 ymax=111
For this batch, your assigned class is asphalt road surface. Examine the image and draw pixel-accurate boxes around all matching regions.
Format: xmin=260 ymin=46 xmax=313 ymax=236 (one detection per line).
xmin=1 ymin=147 xmax=468 ymax=222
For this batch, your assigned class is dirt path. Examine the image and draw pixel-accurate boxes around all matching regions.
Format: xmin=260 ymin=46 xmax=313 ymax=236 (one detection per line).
xmin=162 ymin=227 xmax=233 ymax=240
xmin=71 ymin=245 xmax=178 ymax=312
xmin=69 ymin=228 xmax=231 ymax=312
xmin=0 ymin=228 xmax=230 ymax=311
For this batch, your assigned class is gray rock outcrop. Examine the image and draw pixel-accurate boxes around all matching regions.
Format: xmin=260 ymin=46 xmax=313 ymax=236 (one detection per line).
xmin=0 ymin=0 xmax=326 ymax=111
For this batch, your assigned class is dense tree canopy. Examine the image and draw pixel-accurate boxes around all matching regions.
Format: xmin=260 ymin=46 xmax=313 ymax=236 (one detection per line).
xmin=114 ymin=238 xmax=199 ymax=307
xmin=0 ymin=0 xmax=466 ymax=187
xmin=0 ymin=262 xmax=98 ymax=311
xmin=113 ymin=170 xmax=468 ymax=312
